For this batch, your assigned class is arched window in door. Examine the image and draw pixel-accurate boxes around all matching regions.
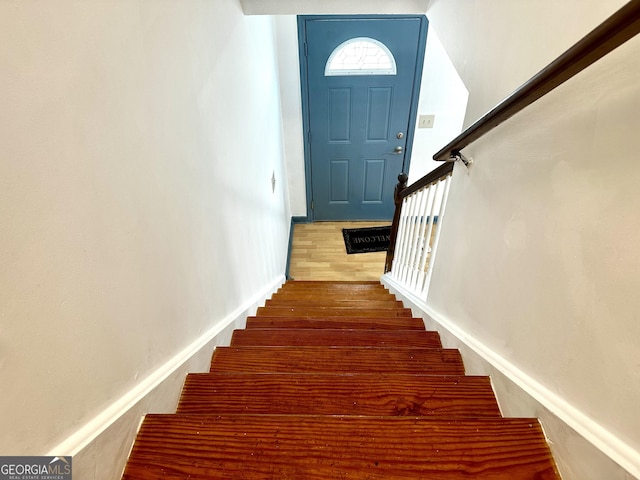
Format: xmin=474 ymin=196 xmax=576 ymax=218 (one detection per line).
xmin=325 ymin=37 xmax=397 ymax=76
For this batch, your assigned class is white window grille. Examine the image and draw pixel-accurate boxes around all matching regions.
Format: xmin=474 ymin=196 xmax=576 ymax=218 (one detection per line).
xmin=325 ymin=37 xmax=397 ymax=76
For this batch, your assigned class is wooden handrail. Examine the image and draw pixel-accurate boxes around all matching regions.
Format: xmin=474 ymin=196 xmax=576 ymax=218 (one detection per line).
xmin=384 ymin=163 xmax=453 ymax=273
xmin=433 ymin=0 xmax=640 ymax=161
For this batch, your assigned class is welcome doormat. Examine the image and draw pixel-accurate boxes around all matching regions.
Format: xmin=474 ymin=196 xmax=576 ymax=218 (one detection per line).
xmin=342 ymin=225 xmax=392 ymax=254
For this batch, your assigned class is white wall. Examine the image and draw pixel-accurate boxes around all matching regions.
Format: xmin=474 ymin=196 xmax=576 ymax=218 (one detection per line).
xmin=423 ymin=1 xmax=640 ymax=477
xmin=0 ymin=1 xmax=290 ymax=477
xmin=408 ymin=27 xmax=468 ymax=183
xmin=274 ymin=16 xmax=308 ymax=218
xmin=383 ymin=274 xmax=637 ymax=480
xmin=427 ymin=0 xmax=629 ymax=128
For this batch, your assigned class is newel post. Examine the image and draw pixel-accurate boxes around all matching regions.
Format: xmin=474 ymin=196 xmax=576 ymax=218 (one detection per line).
xmin=384 ymin=172 xmax=409 ymax=273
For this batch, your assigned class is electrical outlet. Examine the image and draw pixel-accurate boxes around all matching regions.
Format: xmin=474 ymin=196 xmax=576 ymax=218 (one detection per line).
xmin=418 ymin=114 xmax=435 ymax=129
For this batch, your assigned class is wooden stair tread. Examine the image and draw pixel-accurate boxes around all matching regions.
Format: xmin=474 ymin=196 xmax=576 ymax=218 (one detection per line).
xmin=265 ymin=298 xmax=404 ymax=308
xmin=280 ymin=280 xmax=383 ymax=288
xmin=231 ymin=328 xmax=441 ymax=347
xmin=256 ymin=306 xmax=413 ymax=317
xmin=246 ymin=316 xmax=425 ymax=330
xmin=211 ymin=346 xmax=465 ymax=375
xmin=178 ymin=373 xmax=501 ymax=416
xmin=122 ymin=415 xmax=560 ymax=479
xmin=122 ymin=279 xmax=560 ymax=479
xmin=278 ymin=285 xmax=388 ymax=294
xmin=272 ymin=290 xmax=396 ymax=300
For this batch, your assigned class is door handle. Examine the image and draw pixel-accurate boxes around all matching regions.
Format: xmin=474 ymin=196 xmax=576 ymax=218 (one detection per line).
xmin=393 ymin=146 xmax=404 ymax=154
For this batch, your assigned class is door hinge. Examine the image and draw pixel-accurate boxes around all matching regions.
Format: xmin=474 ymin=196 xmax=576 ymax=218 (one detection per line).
xmin=311 ymin=200 xmax=314 ymax=210
xmin=304 ymin=42 xmax=308 ymax=57
xmin=308 ymin=131 xmax=312 ymax=144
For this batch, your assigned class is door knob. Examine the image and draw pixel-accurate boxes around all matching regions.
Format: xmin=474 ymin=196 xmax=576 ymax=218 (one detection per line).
xmin=393 ymin=146 xmax=404 ymax=154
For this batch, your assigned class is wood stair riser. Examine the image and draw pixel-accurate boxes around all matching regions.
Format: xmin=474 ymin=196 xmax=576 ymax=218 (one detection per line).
xmin=230 ymin=329 xmax=441 ymax=347
xmin=210 ymin=346 xmax=465 ymax=375
xmin=245 ymin=316 xmax=426 ymax=330
xmin=271 ymin=290 xmax=396 ymax=301
xmin=265 ymin=299 xmax=404 ymax=308
xmin=256 ymin=306 xmax=414 ymax=317
xmin=278 ymin=280 xmax=382 ymax=287
xmin=178 ymin=373 xmax=501 ymax=416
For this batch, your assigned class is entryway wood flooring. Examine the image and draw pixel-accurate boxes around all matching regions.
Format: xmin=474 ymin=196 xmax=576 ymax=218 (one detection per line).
xmin=288 ymin=221 xmax=389 ymax=281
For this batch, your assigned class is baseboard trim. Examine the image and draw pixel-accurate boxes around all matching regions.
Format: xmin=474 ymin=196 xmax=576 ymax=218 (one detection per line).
xmin=47 ymin=274 xmax=285 ymax=478
xmin=285 ymin=216 xmax=311 ymax=279
xmin=382 ymin=274 xmax=639 ymax=479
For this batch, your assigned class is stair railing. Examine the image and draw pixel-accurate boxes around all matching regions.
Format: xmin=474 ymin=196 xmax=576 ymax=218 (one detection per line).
xmin=384 ymin=163 xmax=453 ymax=296
xmin=385 ymin=0 xmax=640 ymax=298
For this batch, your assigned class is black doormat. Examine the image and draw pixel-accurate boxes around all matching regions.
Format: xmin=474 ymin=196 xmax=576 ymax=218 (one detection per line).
xmin=342 ymin=225 xmax=392 ymax=254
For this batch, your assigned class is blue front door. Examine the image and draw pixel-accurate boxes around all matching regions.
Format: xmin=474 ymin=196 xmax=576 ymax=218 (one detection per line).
xmin=300 ymin=16 xmax=428 ymax=220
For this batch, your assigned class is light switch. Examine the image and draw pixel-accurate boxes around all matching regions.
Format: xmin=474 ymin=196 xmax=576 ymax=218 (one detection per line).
xmin=418 ymin=114 xmax=435 ymax=129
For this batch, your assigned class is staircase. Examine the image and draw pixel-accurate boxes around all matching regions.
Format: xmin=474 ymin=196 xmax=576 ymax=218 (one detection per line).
xmin=122 ymin=281 xmax=560 ymax=479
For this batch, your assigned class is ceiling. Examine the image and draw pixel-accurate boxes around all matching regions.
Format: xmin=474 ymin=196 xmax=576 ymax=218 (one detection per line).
xmin=240 ymin=0 xmax=432 ymax=15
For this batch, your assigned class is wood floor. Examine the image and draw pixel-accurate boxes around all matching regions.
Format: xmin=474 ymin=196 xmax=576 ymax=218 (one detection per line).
xmin=288 ymin=221 xmax=389 ymax=281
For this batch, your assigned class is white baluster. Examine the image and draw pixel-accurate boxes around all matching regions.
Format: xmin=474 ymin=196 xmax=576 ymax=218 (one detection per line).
xmin=391 ymin=195 xmax=412 ymax=280
xmin=400 ymin=191 xmax=421 ymax=284
xmin=408 ymin=186 xmax=432 ymax=291
xmin=417 ymin=180 xmax=443 ymax=289
xmin=420 ymin=174 xmax=452 ymax=296
xmin=407 ymin=188 xmax=428 ymax=288
xmin=412 ymin=182 xmax=437 ymax=291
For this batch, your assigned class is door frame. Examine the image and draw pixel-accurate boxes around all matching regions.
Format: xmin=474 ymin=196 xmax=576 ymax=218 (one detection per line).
xmin=297 ymin=14 xmax=428 ymax=222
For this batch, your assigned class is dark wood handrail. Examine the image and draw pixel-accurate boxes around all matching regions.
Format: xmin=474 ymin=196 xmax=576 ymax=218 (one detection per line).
xmin=433 ymin=0 xmax=640 ymax=161
xmin=384 ymin=163 xmax=453 ymax=273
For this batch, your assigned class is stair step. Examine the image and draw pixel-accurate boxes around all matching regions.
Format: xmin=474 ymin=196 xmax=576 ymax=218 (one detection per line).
xmin=178 ymin=373 xmax=500 ymax=416
xmin=256 ymin=306 xmax=413 ymax=317
xmin=265 ymin=298 xmax=404 ymax=308
xmin=122 ymin=276 xmax=561 ymax=478
xmin=211 ymin=346 xmax=465 ymax=375
xmin=272 ymin=289 xmax=396 ymax=300
xmin=122 ymin=415 xmax=560 ymax=479
xmin=281 ymin=280 xmax=383 ymax=288
xmin=278 ymin=285 xmax=388 ymax=294
xmin=231 ymin=328 xmax=441 ymax=347
xmin=245 ymin=316 xmax=425 ymax=330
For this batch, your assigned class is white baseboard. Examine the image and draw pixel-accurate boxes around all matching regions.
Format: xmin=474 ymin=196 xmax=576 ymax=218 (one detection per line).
xmin=382 ymin=274 xmax=639 ymax=480
xmin=48 ymin=275 xmax=285 ymax=480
